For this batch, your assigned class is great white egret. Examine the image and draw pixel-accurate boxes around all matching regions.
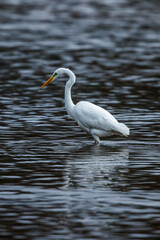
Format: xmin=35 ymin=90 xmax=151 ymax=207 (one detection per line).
xmin=40 ymin=68 xmax=129 ymax=144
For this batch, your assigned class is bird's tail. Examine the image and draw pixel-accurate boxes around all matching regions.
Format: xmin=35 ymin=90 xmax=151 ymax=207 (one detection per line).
xmin=119 ymin=123 xmax=130 ymax=137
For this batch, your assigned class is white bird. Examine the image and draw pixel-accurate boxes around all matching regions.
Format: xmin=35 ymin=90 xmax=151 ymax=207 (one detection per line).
xmin=40 ymin=68 xmax=129 ymax=144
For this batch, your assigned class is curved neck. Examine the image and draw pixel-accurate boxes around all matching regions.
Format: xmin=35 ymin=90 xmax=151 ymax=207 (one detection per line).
xmin=64 ymin=69 xmax=76 ymax=118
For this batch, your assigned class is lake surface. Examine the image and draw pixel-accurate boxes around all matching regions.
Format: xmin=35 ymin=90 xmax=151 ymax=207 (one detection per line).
xmin=0 ymin=0 xmax=160 ymax=239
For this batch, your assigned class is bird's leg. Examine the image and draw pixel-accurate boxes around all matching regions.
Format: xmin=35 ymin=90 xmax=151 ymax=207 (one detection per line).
xmin=91 ymin=131 xmax=100 ymax=145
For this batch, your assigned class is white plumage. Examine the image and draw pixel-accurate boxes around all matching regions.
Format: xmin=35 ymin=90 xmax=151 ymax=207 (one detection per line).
xmin=41 ymin=68 xmax=129 ymax=144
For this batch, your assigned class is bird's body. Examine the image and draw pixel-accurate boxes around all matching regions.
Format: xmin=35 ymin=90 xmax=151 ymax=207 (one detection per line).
xmin=41 ymin=68 xmax=129 ymax=144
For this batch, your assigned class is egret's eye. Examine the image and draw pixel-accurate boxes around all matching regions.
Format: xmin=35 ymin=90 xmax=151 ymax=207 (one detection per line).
xmin=54 ymin=72 xmax=57 ymax=76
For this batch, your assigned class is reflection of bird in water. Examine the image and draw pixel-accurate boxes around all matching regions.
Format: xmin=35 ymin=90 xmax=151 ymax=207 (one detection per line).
xmin=66 ymin=145 xmax=129 ymax=190
xmin=41 ymin=68 xmax=129 ymax=144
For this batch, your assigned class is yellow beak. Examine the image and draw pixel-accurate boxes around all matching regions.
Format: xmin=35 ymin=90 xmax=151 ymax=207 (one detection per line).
xmin=40 ymin=74 xmax=54 ymax=89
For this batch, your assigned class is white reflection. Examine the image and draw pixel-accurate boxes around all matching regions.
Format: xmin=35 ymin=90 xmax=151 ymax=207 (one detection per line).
xmin=64 ymin=144 xmax=129 ymax=190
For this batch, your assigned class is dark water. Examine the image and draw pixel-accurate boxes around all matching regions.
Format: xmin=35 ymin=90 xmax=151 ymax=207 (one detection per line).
xmin=0 ymin=0 xmax=160 ymax=239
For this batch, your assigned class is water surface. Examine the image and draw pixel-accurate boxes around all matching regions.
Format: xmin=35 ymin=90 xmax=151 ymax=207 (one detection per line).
xmin=0 ymin=0 xmax=160 ymax=239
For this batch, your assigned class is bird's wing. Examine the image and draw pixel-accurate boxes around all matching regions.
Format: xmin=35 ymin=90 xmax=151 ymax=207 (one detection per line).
xmin=74 ymin=101 xmax=120 ymax=132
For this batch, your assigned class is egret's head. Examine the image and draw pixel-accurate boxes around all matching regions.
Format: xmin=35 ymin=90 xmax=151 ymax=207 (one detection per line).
xmin=40 ymin=68 xmax=67 ymax=89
